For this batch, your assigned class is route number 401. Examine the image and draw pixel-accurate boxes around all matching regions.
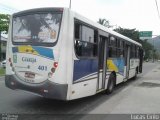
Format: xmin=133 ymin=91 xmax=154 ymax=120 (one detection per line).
xmin=38 ymin=66 xmax=47 ymax=71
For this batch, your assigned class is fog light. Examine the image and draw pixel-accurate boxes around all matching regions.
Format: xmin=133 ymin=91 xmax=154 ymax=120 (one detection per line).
xmin=48 ymin=72 xmax=52 ymax=78
xmin=44 ymin=90 xmax=48 ymax=93
xmin=40 ymin=89 xmax=49 ymax=93
xmin=11 ymin=82 xmax=15 ymax=85
xmin=51 ymin=68 xmax=55 ymax=73
xmin=10 ymin=63 xmax=13 ymax=67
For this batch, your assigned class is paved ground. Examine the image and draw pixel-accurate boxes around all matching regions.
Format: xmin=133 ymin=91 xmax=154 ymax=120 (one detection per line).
xmin=0 ymin=62 xmax=159 ymax=120
xmin=90 ymin=62 xmax=160 ymax=114
xmin=0 ymin=76 xmax=4 ymax=81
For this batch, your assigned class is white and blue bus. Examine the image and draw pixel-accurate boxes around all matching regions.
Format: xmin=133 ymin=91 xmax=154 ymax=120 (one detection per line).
xmin=5 ymin=7 xmax=143 ymax=100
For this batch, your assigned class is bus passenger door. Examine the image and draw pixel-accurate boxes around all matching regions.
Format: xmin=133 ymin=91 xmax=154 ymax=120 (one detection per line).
xmin=125 ymin=45 xmax=130 ymax=79
xmin=97 ymin=36 xmax=107 ymax=91
xmin=139 ymin=48 xmax=143 ymax=73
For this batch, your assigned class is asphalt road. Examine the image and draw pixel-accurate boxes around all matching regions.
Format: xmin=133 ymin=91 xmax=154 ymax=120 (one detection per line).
xmin=90 ymin=62 xmax=160 ymax=114
xmin=0 ymin=62 xmax=158 ymax=119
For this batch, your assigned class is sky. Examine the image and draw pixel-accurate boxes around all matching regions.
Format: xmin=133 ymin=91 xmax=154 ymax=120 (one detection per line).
xmin=0 ymin=0 xmax=160 ymax=36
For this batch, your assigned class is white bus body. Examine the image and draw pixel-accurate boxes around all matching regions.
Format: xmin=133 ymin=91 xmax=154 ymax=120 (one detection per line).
xmin=5 ymin=8 xmax=143 ymax=100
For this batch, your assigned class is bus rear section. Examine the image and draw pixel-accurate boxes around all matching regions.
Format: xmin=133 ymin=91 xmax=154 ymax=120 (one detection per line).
xmin=5 ymin=8 xmax=69 ymax=100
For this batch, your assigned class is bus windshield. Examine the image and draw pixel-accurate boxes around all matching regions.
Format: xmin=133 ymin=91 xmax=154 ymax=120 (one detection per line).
xmin=12 ymin=12 xmax=62 ymax=44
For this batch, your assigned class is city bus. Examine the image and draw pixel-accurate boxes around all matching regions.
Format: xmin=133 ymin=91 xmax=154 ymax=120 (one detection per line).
xmin=5 ymin=7 xmax=143 ymax=100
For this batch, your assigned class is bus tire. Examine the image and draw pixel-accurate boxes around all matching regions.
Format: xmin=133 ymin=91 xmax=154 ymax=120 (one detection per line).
xmin=106 ymin=73 xmax=116 ymax=94
xmin=133 ymin=69 xmax=137 ymax=80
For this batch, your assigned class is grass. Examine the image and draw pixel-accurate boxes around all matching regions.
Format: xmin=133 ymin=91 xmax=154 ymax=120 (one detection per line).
xmin=0 ymin=68 xmax=5 ymax=76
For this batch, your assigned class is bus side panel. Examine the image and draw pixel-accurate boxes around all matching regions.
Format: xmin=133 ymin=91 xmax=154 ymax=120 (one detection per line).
xmin=70 ymin=80 xmax=97 ymax=100
xmin=6 ymin=16 xmax=14 ymax=75
xmin=5 ymin=74 xmax=68 ymax=100
xmin=107 ymin=58 xmax=125 ymax=84
xmin=70 ymin=59 xmax=98 ymax=100
xmin=73 ymin=60 xmax=98 ymax=81
xmin=128 ymin=58 xmax=139 ymax=78
xmin=128 ymin=69 xmax=136 ymax=78
xmin=139 ymin=49 xmax=143 ymax=73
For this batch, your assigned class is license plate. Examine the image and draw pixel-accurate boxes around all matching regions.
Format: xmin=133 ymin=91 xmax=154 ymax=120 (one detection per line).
xmin=25 ymin=72 xmax=35 ymax=79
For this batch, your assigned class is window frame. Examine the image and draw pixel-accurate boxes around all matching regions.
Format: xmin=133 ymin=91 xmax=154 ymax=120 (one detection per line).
xmin=74 ymin=19 xmax=98 ymax=59
xmin=12 ymin=9 xmax=63 ymax=47
xmin=108 ymin=36 xmax=125 ymax=58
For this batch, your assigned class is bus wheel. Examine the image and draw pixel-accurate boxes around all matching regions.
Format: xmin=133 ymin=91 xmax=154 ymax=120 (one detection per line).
xmin=133 ymin=69 xmax=137 ymax=80
xmin=106 ymin=73 xmax=116 ymax=94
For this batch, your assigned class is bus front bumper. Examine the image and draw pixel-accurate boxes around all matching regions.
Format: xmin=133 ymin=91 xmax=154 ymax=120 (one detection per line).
xmin=5 ymin=75 xmax=68 ymax=100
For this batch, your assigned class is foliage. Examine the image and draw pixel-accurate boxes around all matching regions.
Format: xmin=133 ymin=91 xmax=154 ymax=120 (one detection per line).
xmin=0 ymin=68 xmax=5 ymax=76
xmin=141 ymin=40 xmax=154 ymax=60
xmin=0 ymin=14 xmax=10 ymax=61
xmin=98 ymin=18 xmax=112 ymax=28
xmin=0 ymin=14 xmax=10 ymax=33
xmin=114 ymin=27 xmax=141 ymax=43
xmin=114 ymin=27 xmax=156 ymax=60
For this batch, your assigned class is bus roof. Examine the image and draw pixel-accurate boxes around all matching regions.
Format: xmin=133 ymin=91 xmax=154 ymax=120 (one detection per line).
xmin=69 ymin=8 xmax=142 ymax=47
xmin=12 ymin=7 xmax=142 ymax=47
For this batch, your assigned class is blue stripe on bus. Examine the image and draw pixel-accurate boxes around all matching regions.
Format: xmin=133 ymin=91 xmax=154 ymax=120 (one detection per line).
xmin=112 ymin=58 xmax=125 ymax=75
xmin=12 ymin=46 xmax=54 ymax=59
xmin=73 ymin=59 xmax=98 ymax=81
xmin=32 ymin=46 xmax=54 ymax=59
xmin=73 ymin=58 xmax=125 ymax=81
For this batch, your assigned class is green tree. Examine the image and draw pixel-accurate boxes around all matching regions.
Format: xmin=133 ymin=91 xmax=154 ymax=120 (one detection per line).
xmin=114 ymin=27 xmax=141 ymax=43
xmin=114 ymin=27 xmax=155 ymax=60
xmin=98 ymin=18 xmax=111 ymax=28
xmin=0 ymin=14 xmax=10 ymax=32
xmin=141 ymin=40 xmax=154 ymax=60
xmin=0 ymin=14 xmax=10 ymax=60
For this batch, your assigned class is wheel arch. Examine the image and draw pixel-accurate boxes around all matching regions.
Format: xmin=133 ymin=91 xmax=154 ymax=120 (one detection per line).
xmin=110 ymin=71 xmax=116 ymax=85
xmin=136 ymin=66 xmax=139 ymax=74
xmin=106 ymin=71 xmax=117 ymax=94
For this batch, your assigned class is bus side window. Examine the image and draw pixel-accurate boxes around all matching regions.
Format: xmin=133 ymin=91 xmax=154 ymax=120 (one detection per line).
xmin=137 ymin=47 xmax=139 ymax=58
xmin=108 ymin=36 xmax=117 ymax=58
xmin=75 ymin=22 xmax=81 ymax=39
xmin=117 ymin=39 xmax=121 ymax=57
xmin=108 ymin=47 xmax=112 ymax=57
xmin=135 ymin=46 xmax=139 ymax=58
xmin=119 ymin=40 xmax=124 ymax=58
xmin=130 ymin=44 xmax=134 ymax=58
xmin=74 ymin=21 xmax=98 ymax=58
